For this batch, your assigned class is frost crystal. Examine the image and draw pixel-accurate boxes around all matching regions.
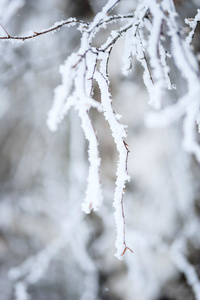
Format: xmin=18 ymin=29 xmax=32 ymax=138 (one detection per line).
xmin=45 ymin=0 xmax=200 ymax=260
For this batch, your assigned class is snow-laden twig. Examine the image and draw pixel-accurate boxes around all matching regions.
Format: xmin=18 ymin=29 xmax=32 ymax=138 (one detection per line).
xmin=95 ymin=53 xmax=132 ymax=259
xmin=78 ymin=106 xmax=103 ymax=213
xmin=133 ymin=29 xmax=155 ymax=103
xmin=72 ymin=50 xmax=103 ymax=213
xmin=148 ymin=1 xmax=166 ymax=109
xmin=46 ymin=0 xmax=134 ymax=251
xmin=46 ymin=0 xmax=200 ymax=257
xmin=87 ymin=0 xmax=121 ymax=35
xmin=47 ymin=11 xmax=106 ymax=214
xmin=0 ymin=14 xmax=135 ymax=42
xmin=3 ymin=0 xmax=200 ymax=263
xmin=47 ymin=53 xmax=78 ymax=131
xmin=185 ymin=9 xmax=200 ymax=45
xmin=145 ymin=0 xmax=174 ymax=108
xmin=0 ymin=18 xmax=87 ymax=41
xmin=162 ymin=2 xmax=199 ymax=85
xmin=100 ymin=2 xmax=149 ymax=53
xmin=121 ymin=1 xmax=172 ymax=107
xmin=145 ymin=0 xmax=200 ymax=161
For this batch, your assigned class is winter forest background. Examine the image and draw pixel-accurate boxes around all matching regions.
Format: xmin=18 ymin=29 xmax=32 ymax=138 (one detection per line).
xmin=1 ymin=0 xmax=200 ymax=299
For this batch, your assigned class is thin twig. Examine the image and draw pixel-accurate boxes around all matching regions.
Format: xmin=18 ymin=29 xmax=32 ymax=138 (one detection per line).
xmin=120 ymin=191 xmax=134 ymax=256
xmin=0 ymin=19 xmax=87 ymax=41
xmin=106 ymin=0 xmax=121 ymax=15
xmin=0 ymin=23 xmax=10 ymax=37
xmin=100 ymin=23 xmax=133 ymax=52
xmin=137 ymin=29 xmax=154 ymax=84
xmin=120 ymin=141 xmax=133 ymax=257
xmin=0 ymin=14 xmax=134 ymax=42
xmin=102 ymin=13 xmax=134 ymax=26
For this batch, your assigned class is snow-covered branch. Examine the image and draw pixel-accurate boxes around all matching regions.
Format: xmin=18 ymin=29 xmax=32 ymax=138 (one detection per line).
xmin=1 ymin=0 xmax=200 ymax=268
xmin=45 ymin=0 xmax=200 ymax=259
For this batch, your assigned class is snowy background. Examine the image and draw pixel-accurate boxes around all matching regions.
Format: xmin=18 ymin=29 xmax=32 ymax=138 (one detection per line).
xmin=0 ymin=0 xmax=200 ymax=299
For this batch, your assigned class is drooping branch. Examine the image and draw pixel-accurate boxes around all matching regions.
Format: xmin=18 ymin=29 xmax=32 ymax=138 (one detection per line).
xmin=94 ymin=66 xmax=132 ymax=259
xmin=146 ymin=1 xmax=200 ymax=161
xmin=2 ymin=0 xmax=200 ymax=264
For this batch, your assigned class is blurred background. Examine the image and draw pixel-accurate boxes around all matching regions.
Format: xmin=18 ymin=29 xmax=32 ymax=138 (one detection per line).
xmin=0 ymin=0 xmax=200 ymax=299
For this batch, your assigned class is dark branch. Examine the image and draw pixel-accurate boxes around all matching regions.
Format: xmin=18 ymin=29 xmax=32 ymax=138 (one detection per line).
xmin=0 ymin=14 xmax=134 ymax=42
xmin=0 ymin=23 xmax=10 ymax=38
xmin=0 ymin=19 xmax=88 ymax=41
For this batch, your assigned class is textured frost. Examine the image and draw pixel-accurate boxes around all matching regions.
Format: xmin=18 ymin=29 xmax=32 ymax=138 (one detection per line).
xmin=185 ymin=9 xmax=200 ymax=45
xmin=95 ymin=61 xmax=130 ymax=259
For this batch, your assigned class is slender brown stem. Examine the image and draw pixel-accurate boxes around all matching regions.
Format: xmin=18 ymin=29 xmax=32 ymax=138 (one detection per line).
xmin=100 ymin=24 xmax=133 ymax=52
xmin=137 ymin=29 xmax=154 ymax=84
xmin=120 ymin=141 xmax=133 ymax=257
xmin=0 ymin=19 xmax=87 ymax=41
xmin=0 ymin=23 xmax=10 ymax=38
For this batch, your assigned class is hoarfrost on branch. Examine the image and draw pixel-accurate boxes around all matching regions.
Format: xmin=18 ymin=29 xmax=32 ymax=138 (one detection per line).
xmin=1 ymin=0 xmax=200 ymax=291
